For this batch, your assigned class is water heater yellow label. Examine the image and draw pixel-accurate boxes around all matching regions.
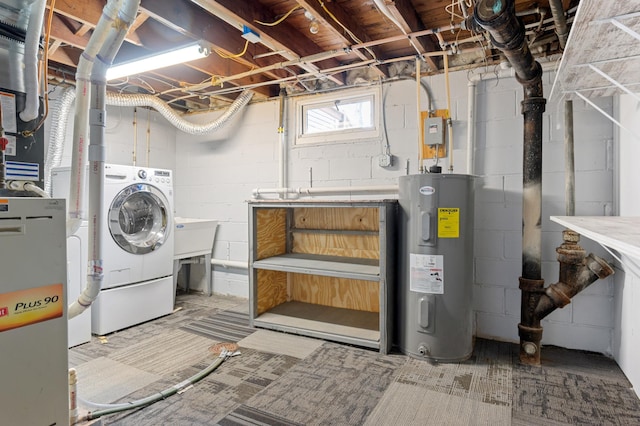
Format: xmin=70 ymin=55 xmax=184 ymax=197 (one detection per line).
xmin=0 ymin=283 xmax=64 ymax=332
xmin=438 ymin=208 xmax=460 ymax=238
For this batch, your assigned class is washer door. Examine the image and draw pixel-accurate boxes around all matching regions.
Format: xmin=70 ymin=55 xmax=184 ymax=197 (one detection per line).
xmin=108 ymin=183 xmax=171 ymax=254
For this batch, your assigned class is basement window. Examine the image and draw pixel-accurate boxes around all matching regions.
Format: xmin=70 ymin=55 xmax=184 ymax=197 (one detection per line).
xmin=295 ymin=87 xmax=380 ymax=145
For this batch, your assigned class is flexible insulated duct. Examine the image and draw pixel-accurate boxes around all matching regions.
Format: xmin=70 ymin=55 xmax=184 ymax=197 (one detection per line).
xmin=46 ymin=89 xmax=254 ymax=193
xmin=105 ymin=90 xmax=253 ymax=135
xmin=45 ymin=86 xmax=75 ymax=194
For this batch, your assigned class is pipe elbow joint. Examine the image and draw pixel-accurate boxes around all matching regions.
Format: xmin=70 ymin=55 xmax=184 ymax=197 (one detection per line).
xmin=584 ymin=253 xmax=615 ymax=280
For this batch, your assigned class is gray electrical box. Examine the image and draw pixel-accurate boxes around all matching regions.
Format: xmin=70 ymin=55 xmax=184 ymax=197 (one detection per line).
xmin=424 ymin=117 xmax=445 ymax=146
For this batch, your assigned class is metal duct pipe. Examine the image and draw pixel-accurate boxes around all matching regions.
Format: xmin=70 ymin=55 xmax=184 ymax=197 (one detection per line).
xmin=105 ymin=90 xmax=253 ymax=135
xmin=548 ymin=0 xmax=569 ymax=49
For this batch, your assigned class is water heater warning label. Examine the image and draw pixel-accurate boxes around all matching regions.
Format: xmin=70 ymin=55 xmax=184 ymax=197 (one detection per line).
xmin=438 ymin=208 xmax=459 ymax=238
xmin=0 ymin=283 xmax=64 ymax=333
xmin=410 ymin=254 xmax=444 ymax=294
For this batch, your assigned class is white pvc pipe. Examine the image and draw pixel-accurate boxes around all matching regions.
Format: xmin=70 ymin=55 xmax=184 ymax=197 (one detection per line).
xmin=67 ymin=0 xmax=125 ymax=237
xmin=465 ymin=59 xmax=559 ymax=176
xmin=210 ymin=259 xmax=248 ymax=269
xmin=68 ymin=0 xmax=140 ymax=320
xmin=466 ymin=80 xmax=477 ymax=175
xmin=252 ymin=185 xmax=398 ymax=198
xmin=19 ymin=0 xmax=46 ymax=123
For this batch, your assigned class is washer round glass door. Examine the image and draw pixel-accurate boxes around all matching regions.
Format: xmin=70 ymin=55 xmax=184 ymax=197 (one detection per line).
xmin=108 ymin=183 xmax=171 ymax=254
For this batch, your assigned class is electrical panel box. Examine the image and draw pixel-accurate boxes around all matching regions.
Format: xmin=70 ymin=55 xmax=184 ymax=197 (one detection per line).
xmin=424 ymin=116 xmax=445 ymax=146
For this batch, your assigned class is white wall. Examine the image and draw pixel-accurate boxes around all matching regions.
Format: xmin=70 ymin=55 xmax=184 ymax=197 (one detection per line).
xmin=613 ymin=94 xmax=640 ymax=397
xmin=44 ymin=84 xmax=178 ymax=171
xmin=45 ymin=66 xmax=616 ymax=354
xmin=173 ymin=67 xmax=617 ymax=355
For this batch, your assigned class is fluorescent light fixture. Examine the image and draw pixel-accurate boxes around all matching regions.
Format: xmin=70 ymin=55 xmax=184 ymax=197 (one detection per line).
xmin=106 ymin=41 xmax=210 ymax=80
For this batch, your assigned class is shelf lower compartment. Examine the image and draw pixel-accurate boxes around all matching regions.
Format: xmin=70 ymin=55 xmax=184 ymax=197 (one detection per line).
xmin=253 ymin=301 xmax=380 ymax=349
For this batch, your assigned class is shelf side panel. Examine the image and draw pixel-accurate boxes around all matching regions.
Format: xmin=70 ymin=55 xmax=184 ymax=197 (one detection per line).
xmin=256 ymin=208 xmax=287 ymax=260
xmin=256 ymin=269 xmax=288 ymax=315
xmin=290 ymin=273 xmax=380 ymax=313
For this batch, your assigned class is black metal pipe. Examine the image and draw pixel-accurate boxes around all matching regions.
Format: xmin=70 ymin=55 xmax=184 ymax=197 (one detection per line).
xmin=475 ymin=0 xmax=547 ymax=364
xmin=565 ymin=100 xmax=575 ymax=216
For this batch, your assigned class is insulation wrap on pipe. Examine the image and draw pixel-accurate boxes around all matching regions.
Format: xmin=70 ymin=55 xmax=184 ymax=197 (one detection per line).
xmin=18 ymin=0 xmax=46 ymax=123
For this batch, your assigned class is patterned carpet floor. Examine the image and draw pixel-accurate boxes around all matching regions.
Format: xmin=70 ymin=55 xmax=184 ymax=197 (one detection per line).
xmin=71 ymin=293 xmax=640 ymax=426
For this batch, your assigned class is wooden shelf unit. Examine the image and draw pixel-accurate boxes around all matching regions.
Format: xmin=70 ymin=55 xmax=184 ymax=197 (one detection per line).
xmin=248 ymin=200 xmax=397 ymax=353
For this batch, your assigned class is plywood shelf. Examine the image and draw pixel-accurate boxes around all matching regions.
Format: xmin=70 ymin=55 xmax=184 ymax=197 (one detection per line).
xmin=254 ymin=301 xmax=380 ymax=348
xmin=253 ymin=253 xmax=380 ymax=281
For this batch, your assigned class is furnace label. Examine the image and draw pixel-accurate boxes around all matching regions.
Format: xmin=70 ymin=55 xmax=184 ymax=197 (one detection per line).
xmin=438 ymin=208 xmax=460 ymax=238
xmin=409 ymin=253 xmax=444 ymax=294
xmin=0 ymin=283 xmax=64 ymax=332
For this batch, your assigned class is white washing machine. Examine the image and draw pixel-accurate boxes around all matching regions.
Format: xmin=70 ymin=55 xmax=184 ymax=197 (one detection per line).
xmin=92 ymin=164 xmax=175 ymax=335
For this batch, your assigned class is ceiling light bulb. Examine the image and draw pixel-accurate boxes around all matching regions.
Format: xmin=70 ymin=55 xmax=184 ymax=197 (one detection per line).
xmin=309 ymin=20 xmax=319 ymax=34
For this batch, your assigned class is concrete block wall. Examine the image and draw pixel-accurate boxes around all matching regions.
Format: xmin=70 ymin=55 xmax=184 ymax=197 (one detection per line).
xmin=171 ymin=66 xmax=615 ymax=353
xmin=471 ymin=69 xmax=615 ymax=354
xmin=169 ymin=68 xmax=616 ymax=353
xmin=42 ymin=65 xmax=617 ymax=354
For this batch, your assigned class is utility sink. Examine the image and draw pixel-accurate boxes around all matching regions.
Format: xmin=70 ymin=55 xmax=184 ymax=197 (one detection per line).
xmin=174 ymin=217 xmax=218 ymax=259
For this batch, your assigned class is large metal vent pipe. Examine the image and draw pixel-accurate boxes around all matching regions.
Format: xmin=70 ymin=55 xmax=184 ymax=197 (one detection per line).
xmin=475 ymin=0 xmax=546 ymax=364
xmin=474 ymin=0 xmax=613 ymax=365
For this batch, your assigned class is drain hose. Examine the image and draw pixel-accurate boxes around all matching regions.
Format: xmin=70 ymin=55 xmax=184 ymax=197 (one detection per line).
xmin=80 ymin=351 xmax=235 ymax=421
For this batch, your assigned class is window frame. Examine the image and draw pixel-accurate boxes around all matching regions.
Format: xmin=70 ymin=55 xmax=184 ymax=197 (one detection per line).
xmin=293 ymin=86 xmax=381 ymax=146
